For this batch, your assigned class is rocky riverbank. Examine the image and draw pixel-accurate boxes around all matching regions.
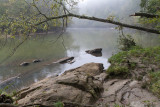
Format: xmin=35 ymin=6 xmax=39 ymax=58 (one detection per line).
xmin=1 ymin=47 xmax=160 ymax=107
xmin=15 ymin=63 xmax=160 ymax=107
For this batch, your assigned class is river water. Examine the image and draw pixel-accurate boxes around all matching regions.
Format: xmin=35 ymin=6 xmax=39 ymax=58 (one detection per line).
xmin=0 ymin=28 xmax=159 ymax=91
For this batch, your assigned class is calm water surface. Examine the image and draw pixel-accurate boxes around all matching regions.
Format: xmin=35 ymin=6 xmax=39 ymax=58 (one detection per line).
xmin=0 ymin=28 xmax=159 ymax=91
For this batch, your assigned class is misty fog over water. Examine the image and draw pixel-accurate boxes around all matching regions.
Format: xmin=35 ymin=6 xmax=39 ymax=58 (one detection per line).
xmin=70 ymin=0 xmax=140 ymax=27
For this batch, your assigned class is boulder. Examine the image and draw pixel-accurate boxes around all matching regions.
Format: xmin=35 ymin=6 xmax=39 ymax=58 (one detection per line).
xmin=54 ymin=57 xmax=74 ymax=64
xmin=64 ymin=63 xmax=104 ymax=76
xmin=17 ymin=63 xmax=104 ymax=106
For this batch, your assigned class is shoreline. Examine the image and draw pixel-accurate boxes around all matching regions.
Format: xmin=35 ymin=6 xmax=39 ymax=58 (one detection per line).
xmin=1 ymin=46 xmax=160 ymax=107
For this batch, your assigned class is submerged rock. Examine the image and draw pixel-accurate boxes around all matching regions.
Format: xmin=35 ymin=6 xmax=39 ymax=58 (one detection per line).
xmin=86 ymin=48 xmax=102 ymax=57
xmin=89 ymin=53 xmax=102 ymax=57
xmin=32 ymin=59 xmax=42 ymax=63
xmin=20 ymin=62 xmax=30 ymax=66
xmin=54 ymin=57 xmax=74 ymax=64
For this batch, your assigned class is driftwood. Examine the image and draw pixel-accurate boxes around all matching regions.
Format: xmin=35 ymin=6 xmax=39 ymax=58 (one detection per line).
xmin=53 ymin=57 xmax=74 ymax=64
xmin=130 ymin=12 xmax=159 ymax=18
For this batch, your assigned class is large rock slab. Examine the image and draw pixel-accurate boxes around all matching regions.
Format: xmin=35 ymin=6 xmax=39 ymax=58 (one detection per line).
xmin=64 ymin=63 xmax=104 ymax=76
xmin=17 ymin=63 xmax=104 ymax=106
xmin=95 ymin=79 xmax=160 ymax=107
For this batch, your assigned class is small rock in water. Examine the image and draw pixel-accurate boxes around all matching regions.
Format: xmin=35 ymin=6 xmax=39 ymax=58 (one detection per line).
xmin=85 ymin=48 xmax=102 ymax=57
xmin=86 ymin=48 xmax=102 ymax=53
xmin=67 ymin=60 xmax=75 ymax=64
xmin=33 ymin=59 xmax=42 ymax=63
xmin=20 ymin=62 xmax=30 ymax=66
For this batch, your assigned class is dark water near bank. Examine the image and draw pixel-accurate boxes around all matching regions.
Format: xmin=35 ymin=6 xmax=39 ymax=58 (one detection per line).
xmin=0 ymin=28 xmax=159 ymax=91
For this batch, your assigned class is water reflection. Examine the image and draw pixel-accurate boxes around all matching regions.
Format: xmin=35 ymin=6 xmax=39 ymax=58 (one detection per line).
xmin=0 ymin=28 xmax=160 ymax=91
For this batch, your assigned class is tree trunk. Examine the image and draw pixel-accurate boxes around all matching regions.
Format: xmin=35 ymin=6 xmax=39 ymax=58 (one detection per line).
xmin=130 ymin=12 xmax=159 ymax=18
xmin=36 ymin=13 xmax=160 ymax=34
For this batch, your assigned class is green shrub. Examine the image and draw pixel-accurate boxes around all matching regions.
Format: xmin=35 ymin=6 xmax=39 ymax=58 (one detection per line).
xmin=108 ymin=51 xmax=127 ymax=64
xmin=118 ymin=34 xmax=136 ymax=51
xmin=53 ymin=101 xmax=64 ymax=107
xmin=114 ymin=104 xmax=124 ymax=107
xmin=106 ymin=65 xmax=129 ymax=77
xmin=148 ymin=71 xmax=160 ymax=98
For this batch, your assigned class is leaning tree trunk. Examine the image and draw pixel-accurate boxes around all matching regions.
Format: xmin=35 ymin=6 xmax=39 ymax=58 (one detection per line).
xmin=35 ymin=13 xmax=160 ymax=34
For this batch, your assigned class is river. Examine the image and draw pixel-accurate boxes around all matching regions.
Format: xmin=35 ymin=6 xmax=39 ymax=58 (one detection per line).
xmin=0 ymin=28 xmax=159 ymax=92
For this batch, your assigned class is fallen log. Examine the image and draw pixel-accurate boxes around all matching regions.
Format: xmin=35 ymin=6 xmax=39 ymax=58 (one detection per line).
xmin=53 ymin=57 xmax=74 ymax=64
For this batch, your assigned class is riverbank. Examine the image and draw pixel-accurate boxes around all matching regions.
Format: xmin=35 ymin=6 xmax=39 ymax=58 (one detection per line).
xmin=107 ymin=46 xmax=160 ymax=99
xmin=1 ymin=46 xmax=160 ymax=107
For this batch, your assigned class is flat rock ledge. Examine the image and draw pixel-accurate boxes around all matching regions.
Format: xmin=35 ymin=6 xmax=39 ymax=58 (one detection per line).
xmin=16 ymin=63 xmax=160 ymax=107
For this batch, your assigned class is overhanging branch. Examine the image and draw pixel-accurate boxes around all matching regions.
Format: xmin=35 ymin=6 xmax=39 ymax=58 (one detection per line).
xmin=130 ymin=12 xmax=159 ymax=18
xmin=35 ymin=13 xmax=160 ymax=34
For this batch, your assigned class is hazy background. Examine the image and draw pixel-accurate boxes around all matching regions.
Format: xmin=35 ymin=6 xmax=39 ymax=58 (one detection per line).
xmin=70 ymin=0 xmax=141 ymax=27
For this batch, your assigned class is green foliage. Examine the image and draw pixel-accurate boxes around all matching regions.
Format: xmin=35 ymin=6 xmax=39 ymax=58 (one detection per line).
xmin=107 ymin=46 xmax=160 ymax=78
xmin=108 ymin=51 xmax=127 ymax=64
xmin=140 ymin=0 xmax=160 ymax=29
xmin=116 ymin=26 xmax=136 ymax=51
xmin=106 ymin=65 xmax=129 ymax=77
xmin=148 ymin=71 xmax=160 ymax=98
xmin=143 ymin=100 xmax=156 ymax=107
xmin=109 ymin=46 xmax=160 ymax=65
xmin=114 ymin=104 xmax=124 ymax=107
xmin=0 ymin=0 xmax=80 ymax=37
xmin=140 ymin=0 xmax=160 ymax=13
xmin=118 ymin=34 xmax=136 ymax=51
xmin=53 ymin=101 xmax=64 ymax=107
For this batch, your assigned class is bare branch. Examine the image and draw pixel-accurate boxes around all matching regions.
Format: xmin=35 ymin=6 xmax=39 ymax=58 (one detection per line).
xmin=32 ymin=0 xmax=49 ymax=19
